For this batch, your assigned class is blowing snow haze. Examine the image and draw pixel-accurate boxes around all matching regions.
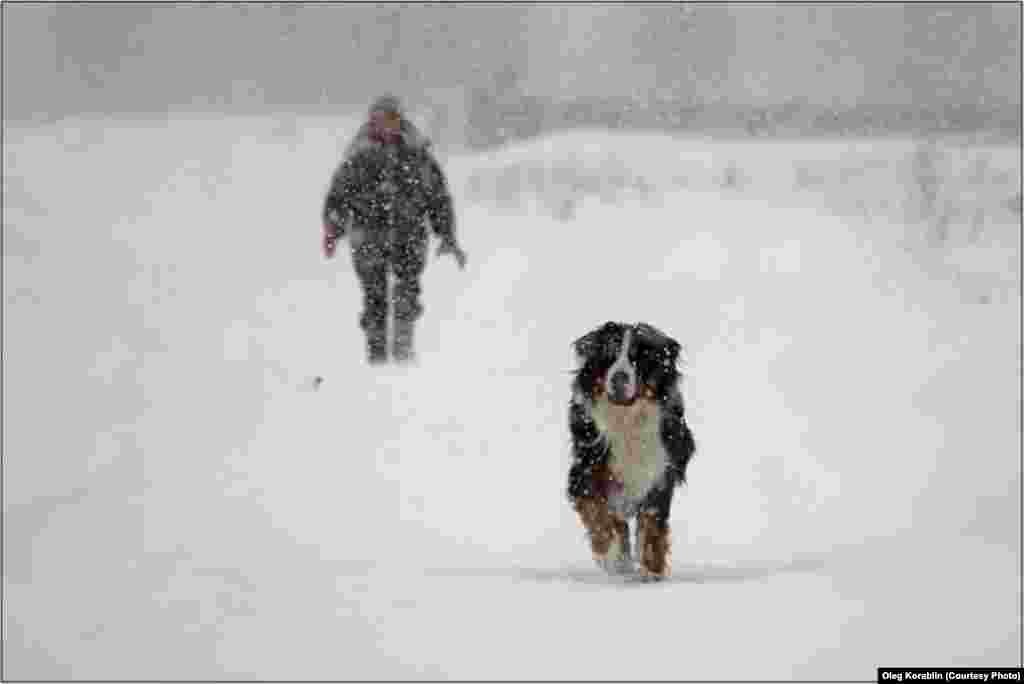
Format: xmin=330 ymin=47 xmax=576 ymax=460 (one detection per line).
xmin=2 ymin=2 xmax=1021 ymax=681
xmin=3 ymin=3 xmax=1020 ymax=142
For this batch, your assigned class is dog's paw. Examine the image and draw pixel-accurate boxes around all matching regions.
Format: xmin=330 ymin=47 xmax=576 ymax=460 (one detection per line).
xmin=637 ymin=565 xmax=669 ymax=582
xmin=596 ymin=553 xmax=635 ymax=577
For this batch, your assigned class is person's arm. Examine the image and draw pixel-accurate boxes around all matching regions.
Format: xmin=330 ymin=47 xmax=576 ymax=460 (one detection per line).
xmin=321 ymin=156 xmax=365 ymax=259
xmin=423 ymin=154 xmax=467 ymax=269
xmin=323 ymin=160 xmax=357 ymax=236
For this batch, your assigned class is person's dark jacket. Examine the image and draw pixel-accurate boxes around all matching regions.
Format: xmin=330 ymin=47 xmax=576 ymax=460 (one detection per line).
xmin=322 ymin=119 xmax=456 ymax=248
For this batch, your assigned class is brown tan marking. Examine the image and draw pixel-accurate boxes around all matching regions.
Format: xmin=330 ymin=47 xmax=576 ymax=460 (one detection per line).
xmin=574 ymin=496 xmax=629 ymax=559
xmin=637 ymin=511 xmax=672 ymax=578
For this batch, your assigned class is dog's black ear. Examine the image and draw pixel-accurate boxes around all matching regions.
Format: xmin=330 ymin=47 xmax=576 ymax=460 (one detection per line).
xmin=636 ymin=322 xmax=681 ymax=368
xmin=572 ymin=327 xmax=602 ymax=359
xmin=664 ymin=337 xmax=682 ymax=368
xmin=573 ymin=321 xmax=617 ymax=360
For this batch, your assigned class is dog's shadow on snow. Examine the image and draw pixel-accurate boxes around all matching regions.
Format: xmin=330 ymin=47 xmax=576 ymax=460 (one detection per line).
xmin=424 ymin=555 xmax=828 ymax=587
xmin=525 ymin=556 xmax=828 ymax=586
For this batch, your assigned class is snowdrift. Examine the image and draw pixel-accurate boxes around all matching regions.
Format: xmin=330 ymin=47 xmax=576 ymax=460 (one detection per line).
xmin=3 ymin=116 xmax=1019 ymax=680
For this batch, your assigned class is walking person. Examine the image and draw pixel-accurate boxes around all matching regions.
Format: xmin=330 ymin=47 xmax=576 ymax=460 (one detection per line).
xmin=322 ymin=95 xmax=467 ymax=363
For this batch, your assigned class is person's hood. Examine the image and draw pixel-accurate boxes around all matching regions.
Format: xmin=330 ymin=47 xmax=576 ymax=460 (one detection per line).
xmin=345 ymin=117 xmax=431 ymax=157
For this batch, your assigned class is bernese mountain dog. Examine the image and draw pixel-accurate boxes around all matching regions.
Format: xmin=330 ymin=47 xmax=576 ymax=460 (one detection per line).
xmin=568 ymin=321 xmax=695 ymax=580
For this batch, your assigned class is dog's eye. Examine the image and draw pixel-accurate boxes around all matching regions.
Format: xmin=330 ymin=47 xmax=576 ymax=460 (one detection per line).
xmin=636 ymin=344 xmax=659 ymax=362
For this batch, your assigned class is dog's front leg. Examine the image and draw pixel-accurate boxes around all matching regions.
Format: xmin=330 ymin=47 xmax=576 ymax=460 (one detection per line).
xmin=636 ymin=511 xmax=671 ymax=580
xmin=574 ymin=497 xmax=633 ymax=575
xmin=635 ymin=483 xmax=674 ymax=580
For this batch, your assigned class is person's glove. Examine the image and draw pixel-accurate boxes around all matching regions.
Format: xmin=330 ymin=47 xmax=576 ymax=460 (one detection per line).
xmin=323 ymin=222 xmax=342 ymax=259
xmin=436 ymin=240 xmax=467 ymax=270
xmin=322 ymin=207 xmax=349 ymax=259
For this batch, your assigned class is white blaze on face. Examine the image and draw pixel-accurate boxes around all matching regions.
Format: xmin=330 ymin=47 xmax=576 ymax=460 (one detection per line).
xmin=605 ymin=327 xmax=637 ymax=400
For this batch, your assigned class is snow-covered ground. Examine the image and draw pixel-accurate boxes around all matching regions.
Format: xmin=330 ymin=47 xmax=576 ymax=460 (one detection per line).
xmin=3 ymin=116 xmax=1020 ymax=680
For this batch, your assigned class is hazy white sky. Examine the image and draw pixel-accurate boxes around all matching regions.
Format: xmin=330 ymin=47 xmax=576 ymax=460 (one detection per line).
xmin=2 ymin=3 xmax=1020 ymax=120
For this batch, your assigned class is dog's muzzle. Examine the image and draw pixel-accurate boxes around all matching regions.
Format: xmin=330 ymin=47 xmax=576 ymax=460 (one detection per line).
xmin=607 ymin=369 xmax=637 ymax=405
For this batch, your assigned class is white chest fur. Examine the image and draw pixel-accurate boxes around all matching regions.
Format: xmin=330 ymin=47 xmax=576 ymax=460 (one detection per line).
xmin=589 ymin=396 xmax=668 ymax=507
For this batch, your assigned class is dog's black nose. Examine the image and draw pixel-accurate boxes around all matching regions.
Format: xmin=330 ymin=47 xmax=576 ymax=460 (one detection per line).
xmin=609 ymin=370 xmax=629 ymax=396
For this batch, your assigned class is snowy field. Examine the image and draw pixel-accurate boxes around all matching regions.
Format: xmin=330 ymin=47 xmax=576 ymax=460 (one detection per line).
xmin=3 ymin=115 xmax=1020 ymax=680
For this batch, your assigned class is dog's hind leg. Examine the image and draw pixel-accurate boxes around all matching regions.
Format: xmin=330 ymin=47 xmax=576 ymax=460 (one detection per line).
xmin=574 ymin=497 xmax=633 ymax=575
xmin=636 ymin=486 xmax=673 ymax=580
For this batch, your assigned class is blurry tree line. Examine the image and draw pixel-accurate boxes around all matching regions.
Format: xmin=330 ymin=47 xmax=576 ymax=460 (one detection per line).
xmin=4 ymin=3 xmax=1019 ymax=145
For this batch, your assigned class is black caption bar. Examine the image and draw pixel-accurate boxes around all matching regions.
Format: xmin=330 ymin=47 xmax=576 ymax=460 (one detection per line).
xmin=878 ymin=668 xmax=1023 ymax=683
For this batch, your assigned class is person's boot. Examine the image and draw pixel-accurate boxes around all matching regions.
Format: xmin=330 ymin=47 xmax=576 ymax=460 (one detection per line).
xmin=392 ymin=317 xmax=415 ymax=363
xmin=362 ymin=317 xmax=388 ymax=364
xmin=367 ymin=329 xmax=388 ymax=364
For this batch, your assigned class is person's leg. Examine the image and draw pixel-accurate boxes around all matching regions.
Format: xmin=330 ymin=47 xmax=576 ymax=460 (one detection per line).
xmin=390 ymin=234 xmax=427 ymax=362
xmin=352 ymin=239 xmax=389 ymax=363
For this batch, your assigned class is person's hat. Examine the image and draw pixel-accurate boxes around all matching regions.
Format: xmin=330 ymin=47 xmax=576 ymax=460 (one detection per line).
xmin=369 ymin=94 xmax=403 ymax=116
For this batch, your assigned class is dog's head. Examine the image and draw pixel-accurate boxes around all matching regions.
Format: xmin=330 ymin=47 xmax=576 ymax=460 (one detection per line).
xmin=572 ymin=321 xmax=681 ymax=406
